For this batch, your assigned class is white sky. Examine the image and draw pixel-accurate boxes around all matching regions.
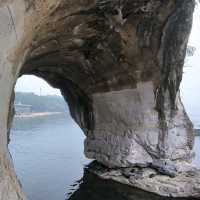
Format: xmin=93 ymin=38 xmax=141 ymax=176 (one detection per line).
xmin=15 ymin=76 xmax=61 ymax=96
xmin=15 ymin=6 xmax=200 ymax=126
xmin=181 ymin=5 xmax=200 ymax=127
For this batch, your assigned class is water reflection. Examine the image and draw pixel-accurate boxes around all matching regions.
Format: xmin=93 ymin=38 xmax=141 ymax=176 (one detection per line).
xmin=68 ymin=162 xmax=197 ymax=200
xmin=9 ymin=113 xmax=90 ymax=200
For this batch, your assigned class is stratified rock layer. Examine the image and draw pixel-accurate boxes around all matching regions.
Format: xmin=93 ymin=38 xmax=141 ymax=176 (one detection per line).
xmin=0 ymin=0 xmax=198 ymax=199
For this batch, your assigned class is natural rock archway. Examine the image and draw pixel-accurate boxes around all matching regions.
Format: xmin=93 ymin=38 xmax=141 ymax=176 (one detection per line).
xmin=0 ymin=0 xmax=199 ymax=199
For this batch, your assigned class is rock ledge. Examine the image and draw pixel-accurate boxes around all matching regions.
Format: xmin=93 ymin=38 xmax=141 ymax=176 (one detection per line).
xmin=87 ymin=161 xmax=200 ymax=198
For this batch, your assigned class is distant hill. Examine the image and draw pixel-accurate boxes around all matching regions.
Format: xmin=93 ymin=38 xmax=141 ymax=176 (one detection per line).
xmin=195 ymin=129 xmax=200 ymax=136
xmin=15 ymin=92 xmax=69 ymax=113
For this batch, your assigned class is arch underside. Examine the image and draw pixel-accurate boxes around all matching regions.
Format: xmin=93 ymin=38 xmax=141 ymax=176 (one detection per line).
xmin=0 ymin=0 xmax=200 ymax=199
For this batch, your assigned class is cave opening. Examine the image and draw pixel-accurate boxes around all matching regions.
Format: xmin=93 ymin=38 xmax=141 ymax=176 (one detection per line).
xmin=8 ymin=75 xmax=90 ymax=200
xmin=1 ymin=0 xmax=200 ymax=199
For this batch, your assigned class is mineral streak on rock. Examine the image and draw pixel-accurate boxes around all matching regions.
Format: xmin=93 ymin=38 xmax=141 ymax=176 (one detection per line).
xmin=0 ymin=0 xmax=198 ymax=199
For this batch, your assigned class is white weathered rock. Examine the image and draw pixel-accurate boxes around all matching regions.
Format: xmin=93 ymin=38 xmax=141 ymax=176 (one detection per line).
xmin=85 ymin=82 xmax=159 ymax=167
xmin=85 ymin=82 xmax=195 ymax=169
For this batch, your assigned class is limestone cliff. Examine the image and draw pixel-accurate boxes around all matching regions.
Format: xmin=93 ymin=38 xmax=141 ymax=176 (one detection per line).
xmin=0 ymin=0 xmax=199 ymax=199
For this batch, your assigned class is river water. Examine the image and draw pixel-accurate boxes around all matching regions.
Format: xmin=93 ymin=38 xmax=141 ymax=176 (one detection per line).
xmin=9 ymin=113 xmax=200 ymax=200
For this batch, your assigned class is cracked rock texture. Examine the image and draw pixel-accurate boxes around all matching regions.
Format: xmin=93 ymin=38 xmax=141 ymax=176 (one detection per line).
xmin=69 ymin=164 xmax=199 ymax=200
xmin=88 ymin=161 xmax=200 ymax=198
xmin=0 ymin=0 xmax=198 ymax=199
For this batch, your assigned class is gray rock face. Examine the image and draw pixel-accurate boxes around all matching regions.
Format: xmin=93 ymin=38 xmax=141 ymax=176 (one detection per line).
xmin=0 ymin=0 xmax=198 ymax=199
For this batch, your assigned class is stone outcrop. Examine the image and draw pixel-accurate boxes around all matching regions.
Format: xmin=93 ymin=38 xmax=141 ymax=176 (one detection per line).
xmin=0 ymin=0 xmax=198 ymax=199
xmin=88 ymin=161 xmax=200 ymax=198
xmin=69 ymin=161 xmax=200 ymax=200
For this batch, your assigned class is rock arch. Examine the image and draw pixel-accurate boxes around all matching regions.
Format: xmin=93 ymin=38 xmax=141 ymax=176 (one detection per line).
xmin=0 ymin=0 xmax=199 ymax=199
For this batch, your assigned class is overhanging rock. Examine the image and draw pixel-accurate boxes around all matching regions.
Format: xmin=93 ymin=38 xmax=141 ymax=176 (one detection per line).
xmin=0 ymin=0 xmax=198 ymax=199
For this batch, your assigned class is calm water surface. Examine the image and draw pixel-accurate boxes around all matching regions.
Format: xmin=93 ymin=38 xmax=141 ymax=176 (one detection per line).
xmin=9 ymin=113 xmax=90 ymax=200
xmin=9 ymin=114 xmax=200 ymax=200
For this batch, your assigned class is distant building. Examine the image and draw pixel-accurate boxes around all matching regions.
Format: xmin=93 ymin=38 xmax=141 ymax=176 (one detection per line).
xmin=15 ymin=102 xmax=32 ymax=114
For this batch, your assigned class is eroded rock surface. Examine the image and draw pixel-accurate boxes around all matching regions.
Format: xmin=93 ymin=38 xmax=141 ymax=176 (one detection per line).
xmin=0 ymin=0 xmax=198 ymax=199
xmin=69 ymin=165 xmax=199 ymax=200
xmin=20 ymin=0 xmax=195 ymax=169
xmin=88 ymin=161 xmax=200 ymax=198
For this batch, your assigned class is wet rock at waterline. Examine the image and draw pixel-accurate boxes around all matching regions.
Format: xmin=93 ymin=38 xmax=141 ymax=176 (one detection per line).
xmin=0 ymin=0 xmax=199 ymax=199
xmin=69 ymin=162 xmax=199 ymax=200
xmin=87 ymin=161 xmax=200 ymax=198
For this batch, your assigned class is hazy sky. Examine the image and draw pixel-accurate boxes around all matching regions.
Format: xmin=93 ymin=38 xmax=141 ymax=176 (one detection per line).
xmin=181 ymin=5 xmax=200 ymax=127
xmin=15 ymin=6 xmax=200 ymax=126
xmin=16 ymin=75 xmax=61 ymax=96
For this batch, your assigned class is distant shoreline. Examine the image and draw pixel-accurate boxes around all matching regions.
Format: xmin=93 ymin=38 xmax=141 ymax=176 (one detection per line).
xmin=195 ymin=129 xmax=200 ymax=136
xmin=15 ymin=112 xmax=63 ymax=118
